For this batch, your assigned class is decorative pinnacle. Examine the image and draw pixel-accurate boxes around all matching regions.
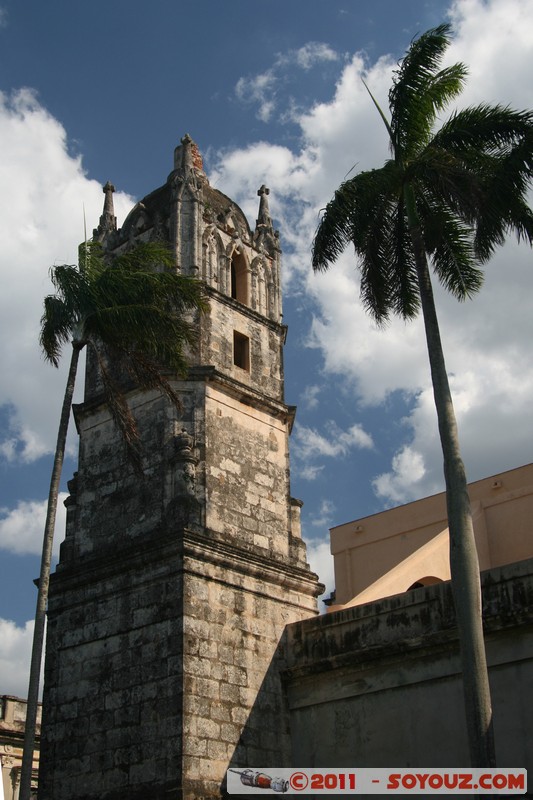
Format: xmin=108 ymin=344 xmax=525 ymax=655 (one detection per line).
xmin=102 ymin=181 xmax=115 ymax=215
xmin=256 ymin=185 xmax=273 ymax=231
xmin=95 ymin=181 xmax=117 ymax=236
xmin=175 ymin=133 xmax=204 ymax=173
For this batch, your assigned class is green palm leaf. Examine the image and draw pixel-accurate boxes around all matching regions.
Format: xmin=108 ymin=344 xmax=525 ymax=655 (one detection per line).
xmin=41 ymin=240 xmax=206 ymax=449
xmin=389 ymin=24 xmax=467 ymax=160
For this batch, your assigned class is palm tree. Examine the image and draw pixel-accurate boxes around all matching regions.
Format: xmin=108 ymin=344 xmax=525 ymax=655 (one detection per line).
xmin=20 ymin=241 xmax=206 ymax=800
xmin=312 ymin=24 xmax=533 ymax=767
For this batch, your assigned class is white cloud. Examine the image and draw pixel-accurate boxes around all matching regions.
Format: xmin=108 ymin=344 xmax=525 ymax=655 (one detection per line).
xmin=292 ymin=43 xmax=339 ymax=71
xmin=298 ymin=464 xmax=325 ymax=481
xmin=0 ymin=493 xmax=68 ymax=556
xmin=0 ymin=7 xmax=7 ymax=28
xmin=373 ymin=446 xmax=428 ymax=507
xmin=447 ymin=0 xmax=533 ymax=109
xmin=219 ymin=0 xmax=533 ymax=507
xmin=235 ymin=72 xmax=277 ymax=122
xmin=306 ymin=535 xmax=335 ymax=610
xmin=293 ymin=425 xmax=336 ymax=460
xmin=0 ymin=89 xmax=134 ymax=465
xmin=293 ymin=420 xmax=373 ymax=462
xmin=234 ymin=41 xmax=340 ymax=123
xmin=0 ymin=618 xmax=39 ymax=698
xmin=300 ymin=384 xmax=321 ymax=410
xmin=310 ymin=498 xmax=336 ymax=528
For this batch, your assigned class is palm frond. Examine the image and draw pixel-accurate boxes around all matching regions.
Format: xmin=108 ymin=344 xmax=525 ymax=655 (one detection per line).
xmin=95 ymin=268 xmax=206 ymax=314
xmin=355 ymin=176 xmax=405 ymax=323
xmin=408 ymin=150 xmax=484 ymax=225
xmin=389 ymin=198 xmax=420 ymax=319
xmin=313 ymin=162 xmax=401 ymax=265
xmin=313 ymin=163 xmax=404 ymax=323
xmin=119 ymin=348 xmax=184 ymax=406
xmin=432 ymin=104 xmax=533 ymax=157
xmin=472 ymin=131 xmax=533 ymax=259
xmin=312 ymin=181 xmax=363 ymax=271
xmin=49 ymin=264 xmax=88 ymax=306
xmin=78 ymin=240 xmax=106 ymax=278
xmin=418 ymin=201 xmax=482 ymax=300
xmin=39 ymin=296 xmax=74 ymax=366
xmin=357 ymin=199 xmax=397 ymax=324
xmin=362 ymin=79 xmax=395 ymax=153
xmin=389 ymin=24 xmax=467 ymax=160
xmin=475 ymin=193 xmax=533 ymax=262
xmin=113 ymin=240 xmax=177 ymax=273
xmin=398 ymin=64 xmax=468 ymax=161
xmin=88 ymin=303 xmax=198 ymax=372
xmin=40 ymin=239 xmax=206 ymax=471
xmin=89 ymin=341 xmax=143 ymax=473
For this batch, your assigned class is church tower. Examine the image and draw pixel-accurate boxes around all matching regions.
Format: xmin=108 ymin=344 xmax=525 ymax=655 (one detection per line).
xmin=38 ymin=136 xmax=321 ymax=800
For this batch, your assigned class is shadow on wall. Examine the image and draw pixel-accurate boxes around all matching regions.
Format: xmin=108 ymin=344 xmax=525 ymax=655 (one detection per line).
xmin=221 ymin=629 xmax=293 ymax=797
xmin=223 ymin=558 xmax=533 ymax=798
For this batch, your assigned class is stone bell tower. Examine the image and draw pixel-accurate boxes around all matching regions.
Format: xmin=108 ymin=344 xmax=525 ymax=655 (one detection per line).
xmin=38 ymin=136 xmax=321 ymax=800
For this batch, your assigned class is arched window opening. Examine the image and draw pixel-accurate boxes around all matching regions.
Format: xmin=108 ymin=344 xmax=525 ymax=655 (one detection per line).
xmin=407 ymin=576 xmax=443 ymax=591
xmin=230 ymin=250 xmax=248 ymax=304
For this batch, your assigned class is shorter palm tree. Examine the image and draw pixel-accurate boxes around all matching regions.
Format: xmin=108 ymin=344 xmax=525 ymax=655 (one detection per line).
xmin=20 ymin=241 xmax=206 ymax=800
xmin=312 ymin=24 xmax=533 ymax=766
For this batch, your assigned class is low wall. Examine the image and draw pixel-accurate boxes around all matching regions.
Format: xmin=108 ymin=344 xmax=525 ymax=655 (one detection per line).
xmin=283 ymin=558 xmax=533 ymax=781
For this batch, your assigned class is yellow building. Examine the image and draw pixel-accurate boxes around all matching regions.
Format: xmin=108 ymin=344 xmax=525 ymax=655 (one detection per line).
xmin=329 ymin=462 xmax=533 ymax=610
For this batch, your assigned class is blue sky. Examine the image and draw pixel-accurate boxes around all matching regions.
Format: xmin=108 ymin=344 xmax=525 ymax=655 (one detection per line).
xmin=1 ymin=0 xmax=533 ymax=696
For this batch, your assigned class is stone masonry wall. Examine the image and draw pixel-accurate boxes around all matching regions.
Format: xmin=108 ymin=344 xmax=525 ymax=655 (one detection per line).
xmin=202 ymin=290 xmax=284 ymax=402
xmin=204 ymin=385 xmax=293 ymax=558
xmin=41 ymin=511 xmax=319 ymax=800
xmin=41 ymin=373 xmax=319 ymax=800
xmin=180 ymin=529 xmax=319 ymax=798
xmin=40 ymin=537 xmax=186 ymax=800
xmin=62 ymin=382 xmax=206 ymax=563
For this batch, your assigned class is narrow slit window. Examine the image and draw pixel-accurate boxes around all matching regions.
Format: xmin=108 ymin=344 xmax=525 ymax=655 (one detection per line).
xmin=233 ymin=331 xmax=250 ymax=371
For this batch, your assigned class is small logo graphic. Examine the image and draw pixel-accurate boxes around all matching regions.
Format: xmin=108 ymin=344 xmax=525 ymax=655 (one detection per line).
xmin=229 ymin=769 xmax=289 ymax=793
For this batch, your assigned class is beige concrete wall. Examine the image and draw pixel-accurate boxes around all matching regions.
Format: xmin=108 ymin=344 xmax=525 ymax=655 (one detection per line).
xmin=330 ymin=463 xmax=533 ymax=608
xmin=284 ymin=558 xmax=533 ymax=782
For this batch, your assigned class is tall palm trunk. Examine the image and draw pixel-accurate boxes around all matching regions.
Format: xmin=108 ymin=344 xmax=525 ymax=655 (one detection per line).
xmin=20 ymin=344 xmax=82 ymax=800
xmin=406 ymin=195 xmax=496 ymax=767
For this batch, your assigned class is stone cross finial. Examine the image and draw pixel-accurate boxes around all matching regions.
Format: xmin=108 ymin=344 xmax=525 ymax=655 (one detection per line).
xmin=102 ymin=181 xmax=116 ymax=219
xmin=256 ymin=185 xmax=273 ymax=230
xmin=103 ymin=180 xmax=115 ymax=207
xmin=95 ymin=181 xmax=117 ymax=237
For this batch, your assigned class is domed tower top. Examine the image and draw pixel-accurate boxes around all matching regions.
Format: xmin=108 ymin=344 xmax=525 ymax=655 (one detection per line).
xmin=99 ymin=135 xmax=282 ymax=324
xmin=91 ymin=136 xmax=286 ymax=401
